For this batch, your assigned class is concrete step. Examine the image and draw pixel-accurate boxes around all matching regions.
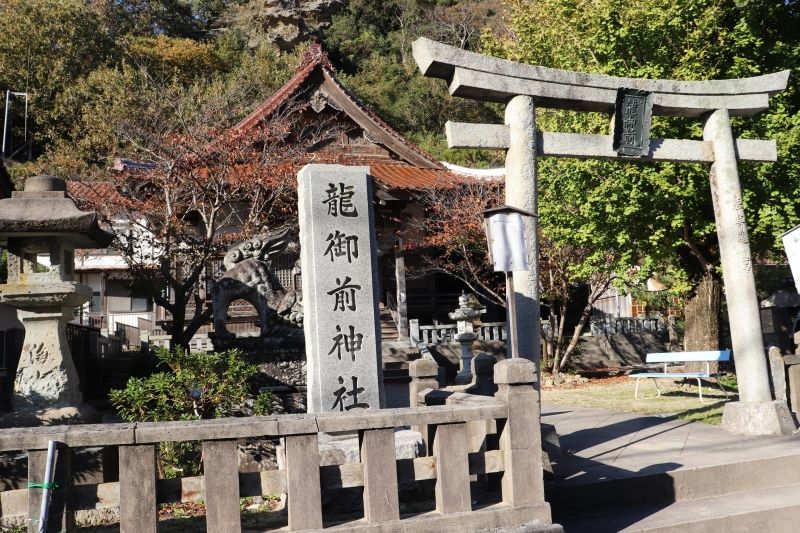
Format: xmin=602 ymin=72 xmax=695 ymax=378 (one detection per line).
xmin=548 ymin=451 xmax=800 ymax=515
xmin=559 ymin=483 xmax=800 ymax=532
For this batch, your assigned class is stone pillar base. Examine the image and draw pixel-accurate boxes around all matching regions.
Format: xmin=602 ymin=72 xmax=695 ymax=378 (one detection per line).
xmin=721 ymin=400 xmax=796 ymax=436
xmin=0 ymin=403 xmax=98 ymax=428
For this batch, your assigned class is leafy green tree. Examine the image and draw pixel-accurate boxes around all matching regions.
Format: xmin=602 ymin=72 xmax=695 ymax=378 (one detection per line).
xmin=0 ymin=0 xmax=116 ymax=156
xmin=321 ymin=0 xmax=505 ymax=166
xmin=484 ymin=0 xmax=800 ymax=352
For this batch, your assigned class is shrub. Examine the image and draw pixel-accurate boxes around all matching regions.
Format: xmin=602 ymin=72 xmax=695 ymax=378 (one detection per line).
xmin=109 ymin=347 xmax=274 ymax=477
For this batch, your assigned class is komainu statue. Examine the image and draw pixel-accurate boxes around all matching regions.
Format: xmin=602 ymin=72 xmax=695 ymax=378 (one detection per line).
xmin=212 ymin=227 xmax=303 ymax=340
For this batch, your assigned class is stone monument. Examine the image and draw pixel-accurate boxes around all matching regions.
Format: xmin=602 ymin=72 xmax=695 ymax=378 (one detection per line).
xmin=0 ymin=175 xmax=113 ymax=426
xmin=298 ymin=165 xmax=384 ymax=413
xmin=413 ymin=37 xmax=794 ymax=436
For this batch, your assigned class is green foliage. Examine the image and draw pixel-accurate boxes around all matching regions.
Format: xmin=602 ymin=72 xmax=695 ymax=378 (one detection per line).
xmin=483 ymin=0 xmax=800 ymax=295
xmin=321 ymin=0 xmax=504 ymax=166
xmin=110 ymin=347 xmax=266 ymax=421
xmin=0 ymin=249 xmax=6 ymax=284
xmin=0 ymin=0 xmax=297 ymax=175
xmin=110 ymin=347 xmax=274 ymax=477
xmin=0 ymin=0 xmax=116 ymax=156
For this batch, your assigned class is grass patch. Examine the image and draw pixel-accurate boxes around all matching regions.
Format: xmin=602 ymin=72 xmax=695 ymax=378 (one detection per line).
xmin=542 ymin=375 xmax=737 ymax=425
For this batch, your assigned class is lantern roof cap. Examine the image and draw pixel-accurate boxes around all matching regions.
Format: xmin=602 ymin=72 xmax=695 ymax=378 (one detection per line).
xmin=0 ymin=175 xmax=114 ymax=248
xmin=480 ymin=205 xmax=536 ymax=218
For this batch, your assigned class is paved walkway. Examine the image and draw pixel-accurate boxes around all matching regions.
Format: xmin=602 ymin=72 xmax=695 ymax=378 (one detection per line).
xmin=541 ymin=403 xmax=800 ymax=487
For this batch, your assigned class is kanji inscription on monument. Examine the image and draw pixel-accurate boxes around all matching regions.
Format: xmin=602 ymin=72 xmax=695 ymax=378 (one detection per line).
xmin=299 ymin=165 xmax=384 ymax=413
xmin=613 ymin=88 xmax=653 ymax=157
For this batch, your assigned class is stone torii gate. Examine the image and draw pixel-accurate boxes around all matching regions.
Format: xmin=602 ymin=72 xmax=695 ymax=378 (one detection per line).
xmin=413 ymin=37 xmax=794 ymax=436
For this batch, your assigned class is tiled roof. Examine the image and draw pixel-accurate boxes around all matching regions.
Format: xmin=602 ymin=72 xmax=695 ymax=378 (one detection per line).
xmin=66 ymin=180 xmax=125 ymax=205
xmin=369 ymin=162 xmax=456 ymax=190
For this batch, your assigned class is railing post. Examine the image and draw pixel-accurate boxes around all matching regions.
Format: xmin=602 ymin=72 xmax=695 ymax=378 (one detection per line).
xmin=433 ymin=423 xmax=471 ymax=514
xmin=202 ymin=439 xmax=241 ymax=532
xmin=360 ymin=428 xmax=400 ymax=523
xmin=119 ymin=445 xmax=158 ymax=533
xmin=28 ymin=444 xmax=73 ymax=533
xmin=409 ymin=358 xmax=440 ymax=453
xmin=285 ymin=434 xmax=322 ymax=530
xmin=409 ymin=359 xmax=439 ymax=408
xmin=409 ymin=319 xmax=420 ymax=343
xmin=494 ymin=358 xmax=544 ymax=506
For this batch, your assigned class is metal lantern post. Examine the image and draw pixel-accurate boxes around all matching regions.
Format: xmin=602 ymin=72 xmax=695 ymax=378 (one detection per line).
xmin=481 ymin=206 xmax=535 ymax=358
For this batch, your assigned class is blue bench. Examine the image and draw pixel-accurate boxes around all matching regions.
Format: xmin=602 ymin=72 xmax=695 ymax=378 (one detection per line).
xmin=629 ymin=350 xmax=731 ymax=402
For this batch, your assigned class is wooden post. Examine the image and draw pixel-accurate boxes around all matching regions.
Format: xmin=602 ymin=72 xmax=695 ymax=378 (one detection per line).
xmin=27 ymin=445 xmax=73 ymax=533
xmin=285 ymin=434 xmax=322 ymax=530
xmin=494 ymin=358 xmax=544 ymax=506
xmin=202 ymin=439 xmax=241 ymax=533
xmin=119 ymin=445 xmax=158 ymax=533
xmin=395 ymin=240 xmax=409 ymax=339
xmin=506 ymin=272 xmax=520 ymax=358
xmin=433 ymin=423 xmax=471 ymax=514
xmin=360 ymin=429 xmax=400 ymax=523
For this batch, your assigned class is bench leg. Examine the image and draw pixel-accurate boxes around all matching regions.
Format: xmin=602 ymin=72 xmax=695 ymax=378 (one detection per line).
xmin=697 ymin=378 xmax=703 ymax=403
xmin=635 ymin=378 xmax=661 ymax=400
xmin=715 ymin=376 xmax=729 ymax=399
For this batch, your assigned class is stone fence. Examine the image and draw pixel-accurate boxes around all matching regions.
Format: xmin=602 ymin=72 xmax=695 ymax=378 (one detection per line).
xmin=0 ymin=358 xmax=553 ymax=533
xmin=141 ymin=331 xmax=215 ymax=352
xmin=410 ymin=320 xmax=508 ymax=344
xmin=589 ymin=316 xmax=666 ymax=336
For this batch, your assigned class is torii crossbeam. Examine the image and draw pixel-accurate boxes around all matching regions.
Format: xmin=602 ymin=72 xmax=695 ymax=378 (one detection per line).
xmin=413 ymin=37 xmax=794 ymax=436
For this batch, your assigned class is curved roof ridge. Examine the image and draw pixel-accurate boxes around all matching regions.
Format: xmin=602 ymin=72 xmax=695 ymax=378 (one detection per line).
xmin=233 ymin=43 xmax=337 ymax=132
xmin=232 ymin=42 xmax=444 ymax=169
xmin=319 ymin=66 xmax=444 ymax=169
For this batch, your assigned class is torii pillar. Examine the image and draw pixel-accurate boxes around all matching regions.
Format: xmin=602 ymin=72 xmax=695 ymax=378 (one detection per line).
xmin=504 ymin=95 xmax=541 ymax=370
xmin=413 ymin=37 xmax=794 ymax=435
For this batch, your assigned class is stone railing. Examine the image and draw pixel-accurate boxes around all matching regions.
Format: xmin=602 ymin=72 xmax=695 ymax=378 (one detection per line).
xmin=0 ymin=359 xmax=553 ymax=533
xmin=589 ymin=316 xmax=666 ymax=336
xmin=410 ymin=320 xmax=508 ymax=345
xmin=141 ymin=332 xmax=215 ymax=352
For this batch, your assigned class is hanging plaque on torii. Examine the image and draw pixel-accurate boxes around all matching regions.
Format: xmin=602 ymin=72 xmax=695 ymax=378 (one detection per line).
xmin=412 ymin=37 xmax=794 ymax=436
xmin=613 ymin=88 xmax=653 ymax=157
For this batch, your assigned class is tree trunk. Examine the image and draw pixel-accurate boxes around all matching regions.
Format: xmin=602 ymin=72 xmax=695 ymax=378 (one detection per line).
xmin=551 ymin=301 xmax=567 ymax=384
xmin=557 ymin=300 xmax=595 ymax=372
xmin=683 ymin=271 xmax=722 ymax=372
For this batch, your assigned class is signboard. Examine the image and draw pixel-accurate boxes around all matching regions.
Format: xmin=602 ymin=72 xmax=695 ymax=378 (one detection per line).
xmin=485 ymin=212 xmax=530 ymax=273
xmin=613 ymin=88 xmax=654 ymax=157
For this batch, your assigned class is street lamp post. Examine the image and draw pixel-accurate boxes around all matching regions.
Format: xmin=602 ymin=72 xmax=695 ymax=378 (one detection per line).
xmin=481 ymin=206 xmax=536 ymax=359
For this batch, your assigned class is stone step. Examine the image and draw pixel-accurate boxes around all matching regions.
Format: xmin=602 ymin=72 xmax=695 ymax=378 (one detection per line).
xmin=548 ymin=451 xmax=800 ymax=516
xmin=559 ymin=483 xmax=800 ymax=532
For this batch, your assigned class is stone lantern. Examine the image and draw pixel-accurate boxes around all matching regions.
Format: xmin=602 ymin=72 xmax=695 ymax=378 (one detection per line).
xmin=0 ymin=175 xmax=113 ymax=426
xmin=449 ymin=292 xmax=486 ymax=385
